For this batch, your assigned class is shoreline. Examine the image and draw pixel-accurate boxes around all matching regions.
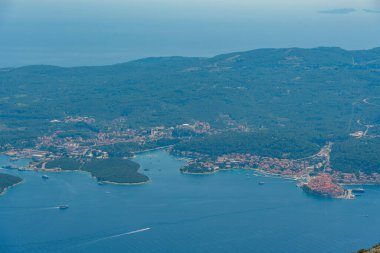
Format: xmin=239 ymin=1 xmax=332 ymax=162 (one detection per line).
xmin=181 ymin=170 xmax=217 ymax=175
xmin=181 ymin=166 xmax=301 ymax=180
xmin=100 ymin=179 xmax=150 ymax=185
xmin=7 ymin=149 xmax=380 ymax=187
xmin=0 ymin=180 xmax=24 ymax=196
xmin=131 ymin=145 xmax=173 ymax=155
xmin=17 ymin=166 xmax=150 ymax=186
xmin=178 ymin=164 xmax=358 ymax=200
xmin=3 ymin=151 xmax=380 ymax=198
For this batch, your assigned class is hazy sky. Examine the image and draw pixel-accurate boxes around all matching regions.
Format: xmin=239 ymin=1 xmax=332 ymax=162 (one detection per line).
xmin=0 ymin=0 xmax=380 ymax=67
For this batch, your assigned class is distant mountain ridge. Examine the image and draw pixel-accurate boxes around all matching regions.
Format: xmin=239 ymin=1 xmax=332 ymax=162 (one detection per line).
xmin=4 ymin=46 xmax=380 ymax=70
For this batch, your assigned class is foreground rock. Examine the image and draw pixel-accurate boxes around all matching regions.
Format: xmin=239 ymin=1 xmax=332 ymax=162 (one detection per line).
xmin=357 ymin=244 xmax=380 ymax=253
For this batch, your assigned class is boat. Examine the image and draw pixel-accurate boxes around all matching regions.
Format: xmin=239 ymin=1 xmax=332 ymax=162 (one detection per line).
xmin=258 ymin=181 xmax=265 ymax=185
xmin=42 ymin=174 xmax=49 ymax=179
xmin=58 ymin=205 xmax=69 ymax=210
xmin=352 ymin=188 xmax=365 ymax=193
xmin=98 ymin=181 xmax=104 ymax=185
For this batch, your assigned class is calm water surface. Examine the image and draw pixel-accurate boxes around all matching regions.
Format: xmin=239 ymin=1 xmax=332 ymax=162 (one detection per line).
xmin=0 ymin=151 xmax=379 ymax=253
xmin=1 ymin=1 xmax=380 ymax=67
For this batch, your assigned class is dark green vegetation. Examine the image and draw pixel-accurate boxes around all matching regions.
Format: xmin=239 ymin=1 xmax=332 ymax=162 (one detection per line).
xmin=1 ymin=47 xmax=380 ymax=173
xmin=174 ymin=131 xmax=320 ymax=159
xmin=0 ymin=173 xmax=22 ymax=194
xmin=98 ymin=143 xmax=134 ymax=158
xmin=45 ymin=157 xmax=82 ymax=170
xmin=331 ymin=139 xmax=380 ymax=174
xmin=45 ymin=158 xmax=148 ymax=184
xmin=82 ymin=158 xmax=148 ymax=184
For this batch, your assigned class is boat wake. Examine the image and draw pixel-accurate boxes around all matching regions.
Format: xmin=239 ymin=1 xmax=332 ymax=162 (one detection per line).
xmin=39 ymin=206 xmax=62 ymax=210
xmin=35 ymin=205 xmax=69 ymax=211
xmin=125 ymin=228 xmax=151 ymax=235
xmin=72 ymin=228 xmax=151 ymax=248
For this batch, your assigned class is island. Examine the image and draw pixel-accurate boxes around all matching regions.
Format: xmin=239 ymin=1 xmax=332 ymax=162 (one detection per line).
xmin=43 ymin=157 xmax=149 ymax=184
xmin=0 ymin=173 xmax=23 ymax=195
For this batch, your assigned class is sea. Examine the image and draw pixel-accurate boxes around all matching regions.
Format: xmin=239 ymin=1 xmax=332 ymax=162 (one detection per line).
xmin=0 ymin=151 xmax=380 ymax=253
xmin=1 ymin=1 xmax=380 ymax=67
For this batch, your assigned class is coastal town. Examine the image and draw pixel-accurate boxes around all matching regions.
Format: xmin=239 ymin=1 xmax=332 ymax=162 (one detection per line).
xmin=1 ymin=115 xmax=379 ymax=199
xmin=175 ymin=142 xmax=378 ymax=199
xmin=1 ymin=117 xmax=214 ymax=171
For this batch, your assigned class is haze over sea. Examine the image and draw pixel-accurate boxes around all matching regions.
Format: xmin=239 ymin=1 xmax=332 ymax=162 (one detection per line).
xmin=1 ymin=151 xmax=380 ymax=253
xmin=1 ymin=0 xmax=380 ymax=67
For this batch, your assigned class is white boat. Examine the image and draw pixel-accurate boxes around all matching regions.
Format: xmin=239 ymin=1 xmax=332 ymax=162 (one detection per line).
xmin=58 ymin=205 xmax=69 ymax=210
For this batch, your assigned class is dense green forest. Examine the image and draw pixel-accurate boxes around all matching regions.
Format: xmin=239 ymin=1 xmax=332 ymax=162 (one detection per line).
xmin=0 ymin=173 xmax=22 ymax=194
xmin=45 ymin=157 xmax=82 ymax=170
xmin=1 ymin=47 xmax=380 ymax=174
xmin=45 ymin=158 xmax=148 ymax=184
xmin=330 ymin=139 xmax=380 ymax=174
xmin=82 ymin=158 xmax=148 ymax=184
xmin=174 ymin=131 xmax=320 ymax=159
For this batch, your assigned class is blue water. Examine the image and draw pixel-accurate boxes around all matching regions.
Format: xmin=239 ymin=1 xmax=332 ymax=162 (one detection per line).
xmin=1 ymin=1 xmax=380 ymax=67
xmin=1 ymin=151 xmax=380 ymax=253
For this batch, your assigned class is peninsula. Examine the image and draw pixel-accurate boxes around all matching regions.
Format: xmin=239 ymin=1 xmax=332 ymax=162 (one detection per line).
xmin=43 ymin=157 xmax=149 ymax=184
xmin=0 ymin=173 xmax=23 ymax=195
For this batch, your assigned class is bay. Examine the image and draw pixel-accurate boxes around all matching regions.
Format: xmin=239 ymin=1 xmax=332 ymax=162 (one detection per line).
xmin=0 ymin=151 xmax=379 ymax=253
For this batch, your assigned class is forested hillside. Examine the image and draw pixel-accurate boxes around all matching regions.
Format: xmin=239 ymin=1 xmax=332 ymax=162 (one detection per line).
xmin=1 ymin=47 xmax=380 ymax=173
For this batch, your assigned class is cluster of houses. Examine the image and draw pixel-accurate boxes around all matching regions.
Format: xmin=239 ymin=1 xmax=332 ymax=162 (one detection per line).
xmin=331 ymin=170 xmax=380 ymax=185
xmin=179 ymin=151 xmax=326 ymax=179
xmin=4 ymin=119 xmax=214 ymax=168
xmin=301 ymin=174 xmax=351 ymax=199
xmin=6 ymin=115 xmax=380 ymax=197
